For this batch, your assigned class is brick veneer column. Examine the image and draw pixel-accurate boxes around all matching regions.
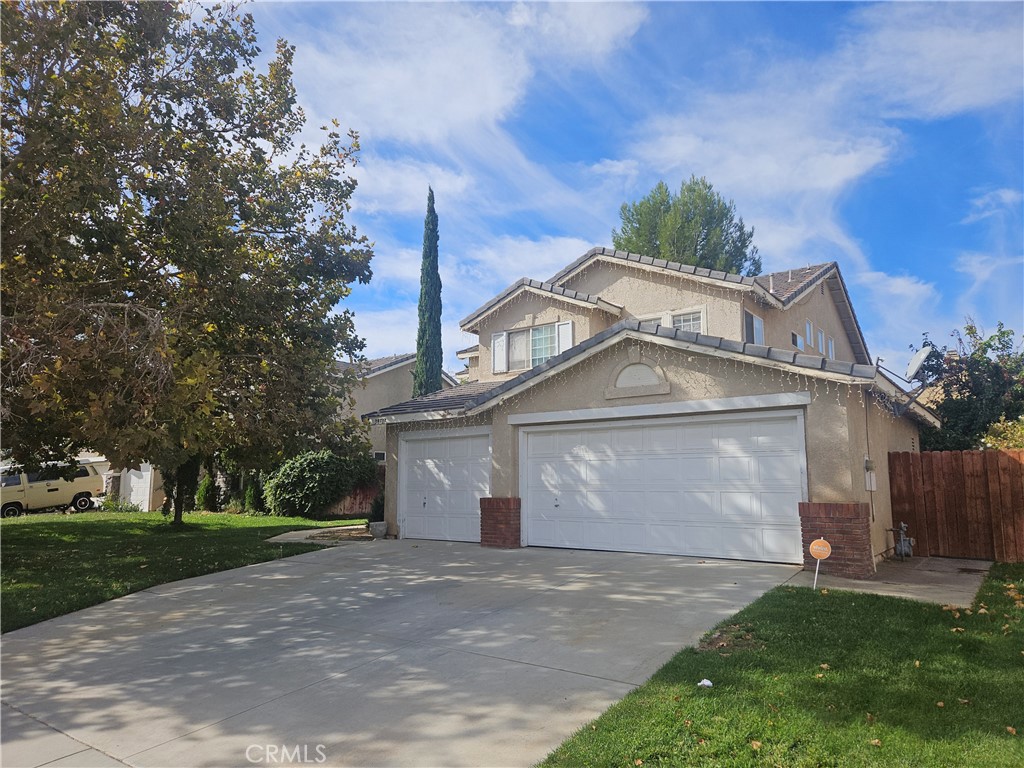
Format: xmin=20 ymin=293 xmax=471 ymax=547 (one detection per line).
xmin=480 ymin=497 xmax=522 ymax=549
xmin=799 ymin=502 xmax=875 ymax=579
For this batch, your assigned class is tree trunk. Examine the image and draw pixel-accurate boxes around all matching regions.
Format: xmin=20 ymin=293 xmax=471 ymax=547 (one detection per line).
xmin=170 ymin=454 xmax=202 ymax=526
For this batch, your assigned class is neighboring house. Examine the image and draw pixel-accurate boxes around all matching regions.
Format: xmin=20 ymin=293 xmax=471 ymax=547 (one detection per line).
xmin=340 ymin=353 xmax=457 ymax=456
xmin=367 ymin=247 xmax=938 ymax=575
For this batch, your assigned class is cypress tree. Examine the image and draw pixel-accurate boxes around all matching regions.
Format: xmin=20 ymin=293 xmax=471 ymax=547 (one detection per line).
xmin=413 ymin=187 xmax=443 ymax=396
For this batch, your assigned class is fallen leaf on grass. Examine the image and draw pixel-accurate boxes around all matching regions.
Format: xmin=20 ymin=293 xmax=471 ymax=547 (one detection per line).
xmin=819 ymin=663 xmax=830 ymax=670
xmin=1008 ymin=727 xmax=1017 ymax=736
xmin=958 ymin=699 xmax=970 ymax=705
xmin=751 ymin=741 xmax=762 ymax=751
xmin=914 ymin=660 xmax=921 ymax=668
xmin=866 ymin=713 xmax=875 ymax=724
xmin=951 ymin=627 xmax=965 ymax=633
xmin=634 ymin=760 xmax=643 ymax=766
xmin=815 ymin=673 xmax=825 ymax=679
xmin=869 ymin=739 xmax=882 ymax=747
xmin=820 ymin=589 xmax=829 ymax=595
xmin=936 ymin=701 xmax=945 ymax=708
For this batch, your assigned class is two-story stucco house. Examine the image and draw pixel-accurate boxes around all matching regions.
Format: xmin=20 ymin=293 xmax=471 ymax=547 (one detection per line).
xmin=367 ymin=247 xmax=937 ymax=576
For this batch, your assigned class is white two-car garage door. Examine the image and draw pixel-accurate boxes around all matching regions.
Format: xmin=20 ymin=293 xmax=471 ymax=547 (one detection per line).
xmin=524 ymin=411 xmax=806 ymax=563
xmin=399 ymin=429 xmax=491 ymax=542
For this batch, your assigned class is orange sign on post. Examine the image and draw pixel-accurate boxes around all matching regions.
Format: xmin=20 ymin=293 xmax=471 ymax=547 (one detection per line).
xmin=809 ymin=537 xmax=831 ymax=589
xmin=809 ymin=538 xmax=832 ymax=560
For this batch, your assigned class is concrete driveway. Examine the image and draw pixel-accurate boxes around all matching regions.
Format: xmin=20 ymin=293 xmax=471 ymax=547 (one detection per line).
xmin=1 ymin=541 xmax=799 ymax=768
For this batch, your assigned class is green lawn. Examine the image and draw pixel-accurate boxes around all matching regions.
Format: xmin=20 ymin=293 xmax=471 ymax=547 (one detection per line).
xmin=0 ymin=511 xmax=358 ymax=633
xmin=542 ymin=564 xmax=1024 ymax=768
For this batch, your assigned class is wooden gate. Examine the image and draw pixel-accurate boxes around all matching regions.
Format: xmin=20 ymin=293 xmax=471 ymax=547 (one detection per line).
xmin=888 ymin=450 xmax=1024 ymax=562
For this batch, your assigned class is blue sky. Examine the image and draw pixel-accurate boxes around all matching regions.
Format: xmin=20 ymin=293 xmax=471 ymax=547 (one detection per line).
xmin=248 ymin=1 xmax=1023 ymax=375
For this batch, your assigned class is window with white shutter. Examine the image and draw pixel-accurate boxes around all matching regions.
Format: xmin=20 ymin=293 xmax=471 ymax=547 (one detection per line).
xmin=491 ymin=332 xmax=507 ymax=373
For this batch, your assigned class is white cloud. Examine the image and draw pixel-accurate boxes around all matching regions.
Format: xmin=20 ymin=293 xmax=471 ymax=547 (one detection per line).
xmin=352 ymin=157 xmax=473 ymax=216
xmin=837 ymin=3 xmax=1024 ymax=119
xmin=961 ymin=188 xmax=1024 ymax=225
xmin=350 ymin=306 xmax=418 ymax=360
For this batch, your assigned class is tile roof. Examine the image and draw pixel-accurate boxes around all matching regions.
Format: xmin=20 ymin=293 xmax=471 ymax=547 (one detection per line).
xmin=460 ymin=277 xmax=622 ymax=330
xmin=367 ymin=320 xmax=877 ymax=419
xmin=363 ymin=380 xmax=501 ymax=419
xmin=337 ymin=353 xmax=415 ymax=375
xmin=545 ymin=248 xmax=870 ymax=364
xmin=753 ymin=263 xmax=836 ymax=304
xmin=456 ymin=344 xmax=479 ymax=357
xmin=548 ymin=247 xmax=759 ymax=289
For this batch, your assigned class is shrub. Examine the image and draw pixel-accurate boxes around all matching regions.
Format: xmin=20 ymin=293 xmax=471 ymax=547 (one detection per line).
xmin=264 ymin=450 xmax=378 ymax=519
xmin=369 ymin=492 xmax=385 ymax=523
xmin=99 ymin=496 xmax=145 ymax=515
xmin=195 ymin=472 xmax=219 ymax=511
xmin=244 ymin=475 xmax=267 ymax=515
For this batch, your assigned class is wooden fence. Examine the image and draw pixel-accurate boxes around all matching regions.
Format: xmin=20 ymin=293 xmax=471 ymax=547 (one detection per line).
xmin=888 ymin=450 xmax=1024 ymax=563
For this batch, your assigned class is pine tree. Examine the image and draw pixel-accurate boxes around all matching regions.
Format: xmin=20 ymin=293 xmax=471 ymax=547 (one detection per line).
xmin=413 ymin=187 xmax=443 ymax=397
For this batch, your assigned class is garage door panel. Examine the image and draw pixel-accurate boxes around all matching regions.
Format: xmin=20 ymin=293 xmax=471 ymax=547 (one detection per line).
xmin=719 ymin=456 xmax=754 ymax=481
xmin=525 ymin=413 xmax=804 ymax=564
xmin=721 ymin=491 xmax=755 ymax=521
xmin=760 ymin=491 xmax=802 ymax=522
xmin=757 ymin=455 xmax=800 ymax=484
xmin=680 ymin=423 xmax=716 ymax=450
xmin=613 ymin=428 xmax=645 ymax=452
xmin=718 ymin=422 xmax=755 ymax=449
xmin=644 ymin=457 xmax=679 ymax=484
xmin=645 ymin=426 xmax=678 ymax=452
xmin=677 ymin=490 xmax=718 ymax=518
xmin=763 ymin=527 xmax=804 ymax=561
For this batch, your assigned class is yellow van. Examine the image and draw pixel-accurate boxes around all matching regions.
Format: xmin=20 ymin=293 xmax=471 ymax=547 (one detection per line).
xmin=0 ymin=461 xmax=105 ymax=517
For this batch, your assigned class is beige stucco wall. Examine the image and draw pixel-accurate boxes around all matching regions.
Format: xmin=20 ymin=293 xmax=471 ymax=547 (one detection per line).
xmin=842 ymin=389 xmax=922 ymax=560
xmin=559 ymin=259 xmax=745 ymax=338
xmin=745 ymin=287 xmax=858 ymax=363
xmin=474 ymin=294 xmax=613 ymax=383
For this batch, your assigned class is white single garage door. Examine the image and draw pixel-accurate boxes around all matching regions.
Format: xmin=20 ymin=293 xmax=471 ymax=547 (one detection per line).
xmin=524 ymin=411 xmax=805 ymax=563
xmin=399 ymin=429 xmax=491 ymax=542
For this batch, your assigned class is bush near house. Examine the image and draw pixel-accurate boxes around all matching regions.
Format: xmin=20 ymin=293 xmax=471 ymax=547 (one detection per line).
xmin=264 ymin=449 xmax=377 ymax=518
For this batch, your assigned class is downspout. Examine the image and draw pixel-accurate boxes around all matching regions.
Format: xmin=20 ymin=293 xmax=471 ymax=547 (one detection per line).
xmin=863 ymin=386 xmax=875 ymax=523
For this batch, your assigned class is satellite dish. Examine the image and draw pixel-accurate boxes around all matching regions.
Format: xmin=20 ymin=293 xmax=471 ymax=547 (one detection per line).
xmin=905 ymin=347 xmax=931 ymax=382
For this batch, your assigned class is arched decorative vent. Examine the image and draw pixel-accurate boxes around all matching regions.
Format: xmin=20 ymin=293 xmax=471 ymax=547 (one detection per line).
xmin=605 ymin=349 xmax=670 ymax=400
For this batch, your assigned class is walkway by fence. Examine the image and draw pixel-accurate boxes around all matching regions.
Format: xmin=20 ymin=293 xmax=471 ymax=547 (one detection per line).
xmin=888 ymin=450 xmax=1024 ymax=563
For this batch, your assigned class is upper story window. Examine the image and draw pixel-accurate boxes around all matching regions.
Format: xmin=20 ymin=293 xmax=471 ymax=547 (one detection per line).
xmin=744 ymin=310 xmax=764 ymax=345
xmin=639 ymin=305 xmax=706 ymax=334
xmin=672 ymin=310 xmax=703 ymax=333
xmin=805 ymin=320 xmax=814 ymax=346
xmin=827 ymin=337 xmax=835 ymax=359
xmin=791 ymin=332 xmax=805 ymax=351
xmin=817 ymin=329 xmax=825 ymax=354
xmin=492 ymin=321 xmax=573 ymax=374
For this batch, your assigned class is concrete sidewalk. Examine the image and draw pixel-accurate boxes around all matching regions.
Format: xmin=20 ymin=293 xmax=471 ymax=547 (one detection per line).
xmin=1 ymin=542 xmax=798 ymax=768
xmin=785 ymin=556 xmax=991 ymax=608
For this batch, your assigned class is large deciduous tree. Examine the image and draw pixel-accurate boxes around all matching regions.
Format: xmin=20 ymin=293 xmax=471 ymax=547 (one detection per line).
xmin=613 ymin=176 xmax=762 ymax=276
xmin=916 ymin=320 xmax=1024 ymax=451
xmin=412 ymin=186 xmax=442 ymax=397
xmin=1 ymin=1 xmax=373 ymax=522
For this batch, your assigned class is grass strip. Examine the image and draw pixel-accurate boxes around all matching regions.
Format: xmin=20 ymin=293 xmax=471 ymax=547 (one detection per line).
xmin=1 ymin=511 xmax=359 ymax=633
xmin=542 ymin=563 xmax=1024 ymax=768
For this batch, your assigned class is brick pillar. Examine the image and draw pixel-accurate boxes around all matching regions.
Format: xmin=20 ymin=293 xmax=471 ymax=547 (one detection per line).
xmin=480 ymin=497 xmax=522 ymax=549
xmin=799 ymin=502 xmax=875 ymax=579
